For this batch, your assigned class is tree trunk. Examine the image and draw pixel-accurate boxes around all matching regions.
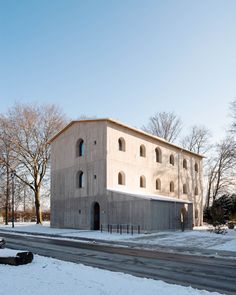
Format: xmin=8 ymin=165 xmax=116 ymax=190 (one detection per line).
xmin=206 ymin=170 xmax=214 ymax=209
xmin=34 ymin=189 xmax=42 ymax=224
xmin=5 ymin=164 xmax=9 ymax=225
xmin=206 ymin=185 xmax=211 ymax=209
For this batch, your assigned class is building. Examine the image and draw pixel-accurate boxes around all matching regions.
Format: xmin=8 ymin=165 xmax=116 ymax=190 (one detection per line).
xmin=49 ymin=118 xmax=203 ymax=232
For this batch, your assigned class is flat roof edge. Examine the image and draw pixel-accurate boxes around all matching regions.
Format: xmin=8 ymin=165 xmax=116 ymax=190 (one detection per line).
xmin=107 ymin=189 xmax=193 ymax=204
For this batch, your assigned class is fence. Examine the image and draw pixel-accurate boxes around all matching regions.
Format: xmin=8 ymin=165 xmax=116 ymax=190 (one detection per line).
xmin=100 ymin=224 xmax=141 ymax=235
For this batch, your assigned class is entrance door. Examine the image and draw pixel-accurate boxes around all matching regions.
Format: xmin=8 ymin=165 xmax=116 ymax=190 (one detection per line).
xmin=93 ymin=202 xmax=100 ymax=230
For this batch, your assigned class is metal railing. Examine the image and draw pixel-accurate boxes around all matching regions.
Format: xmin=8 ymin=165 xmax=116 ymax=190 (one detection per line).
xmin=100 ymin=224 xmax=141 ymax=235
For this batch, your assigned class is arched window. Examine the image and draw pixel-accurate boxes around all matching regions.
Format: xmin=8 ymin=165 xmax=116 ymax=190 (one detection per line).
xmin=183 ymin=159 xmax=187 ymax=169
xmin=170 ymin=181 xmax=174 ymax=192
xmin=183 ymin=184 xmax=187 ymax=194
xmin=194 ymin=186 xmax=198 ymax=195
xmin=118 ymin=171 xmax=125 ymax=185
xmin=194 ymin=163 xmax=199 ymax=173
xmin=156 ymin=178 xmax=161 ymax=190
xmin=118 ymin=137 xmax=125 ymax=152
xmin=76 ymin=139 xmax=84 ymax=157
xmin=140 ymin=145 xmax=146 ymax=157
xmin=140 ymin=175 xmax=146 ymax=188
xmin=155 ymin=147 xmax=162 ymax=163
xmin=76 ymin=170 xmax=84 ymax=188
xmin=170 ymin=154 xmax=175 ymax=166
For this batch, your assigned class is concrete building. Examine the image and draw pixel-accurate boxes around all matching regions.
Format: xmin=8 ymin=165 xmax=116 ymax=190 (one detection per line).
xmin=49 ymin=119 xmax=204 ymax=232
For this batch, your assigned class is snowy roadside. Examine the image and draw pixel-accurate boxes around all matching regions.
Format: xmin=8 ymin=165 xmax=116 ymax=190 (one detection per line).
xmin=0 ymin=251 xmax=221 ymax=295
xmin=0 ymin=224 xmax=234 ymax=294
xmin=0 ymin=222 xmax=235 ymax=255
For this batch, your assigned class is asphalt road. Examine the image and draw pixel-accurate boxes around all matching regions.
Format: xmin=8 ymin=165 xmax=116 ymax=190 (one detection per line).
xmin=0 ymin=231 xmax=236 ymax=295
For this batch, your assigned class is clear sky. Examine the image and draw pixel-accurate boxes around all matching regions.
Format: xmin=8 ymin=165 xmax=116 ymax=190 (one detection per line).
xmin=0 ymin=0 xmax=235 ymax=142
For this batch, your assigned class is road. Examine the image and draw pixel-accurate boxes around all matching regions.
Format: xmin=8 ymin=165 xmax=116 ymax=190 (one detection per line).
xmin=0 ymin=231 xmax=236 ymax=295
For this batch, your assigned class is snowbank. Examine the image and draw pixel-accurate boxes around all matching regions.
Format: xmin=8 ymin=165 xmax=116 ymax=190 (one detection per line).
xmin=0 ymin=254 xmax=221 ymax=295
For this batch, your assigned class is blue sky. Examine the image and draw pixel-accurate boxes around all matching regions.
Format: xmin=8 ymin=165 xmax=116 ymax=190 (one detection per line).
xmin=0 ymin=0 xmax=235 ymax=142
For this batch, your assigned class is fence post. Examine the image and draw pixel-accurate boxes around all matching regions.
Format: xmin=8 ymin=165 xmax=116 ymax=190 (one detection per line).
xmin=138 ymin=225 xmax=140 ymax=234
xmin=110 ymin=224 xmax=112 ymax=234
xmin=131 ymin=225 xmax=133 ymax=235
xmin=120 ymin=224 xmax=122 ymax=234
xmin=127 ymin=224 xmax=129 ymax=234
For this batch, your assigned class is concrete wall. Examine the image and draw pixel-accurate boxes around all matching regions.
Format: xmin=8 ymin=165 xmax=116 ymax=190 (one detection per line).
xmin=50 ymin=121 xmax=107 ymax=228
xmin=51 ymin=192 xmax=151 ymax=230
xmin=51 ymin=189 xmax=192 ymax=232
xmin=150 ymin=200 xmax=193 ymax=230
xmin=106 ymin=121 xmax=203 ymax=226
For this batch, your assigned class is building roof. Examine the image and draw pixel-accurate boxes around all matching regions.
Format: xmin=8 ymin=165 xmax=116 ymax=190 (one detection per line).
xmin=108 ymin=188 xmax=192 ymax=204
xmin=48 ymin=118 xmax=204 ymax=158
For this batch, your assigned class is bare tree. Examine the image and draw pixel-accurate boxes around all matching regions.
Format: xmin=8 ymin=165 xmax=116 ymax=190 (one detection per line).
xmin=4 ymin=103 xmax=66 ymax=224
xmin=0 ymin=164 xmax=6 ymax=221
xmin=181 ymin=125 xmax=212 ymax=155
xmin=0 ymin=116 xmax=17 ymax=224
xmin=77 ymin=115 xmax=97 ymax=120
xmin=229 ymin=99 xmax=236 ymax=133
xmin=142 ymin=112 xmax=182 ymax=142
xmin=205 ymin=137 xmax=236 ymax=208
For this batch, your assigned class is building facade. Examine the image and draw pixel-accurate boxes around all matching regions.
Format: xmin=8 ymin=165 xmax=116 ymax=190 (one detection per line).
xmin=50 ymin=119 xmax=203 ymax=232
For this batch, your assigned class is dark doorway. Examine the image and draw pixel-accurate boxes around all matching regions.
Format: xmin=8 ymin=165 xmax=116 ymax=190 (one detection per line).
xmin=93 ymin=202 xmax=100 ymax=230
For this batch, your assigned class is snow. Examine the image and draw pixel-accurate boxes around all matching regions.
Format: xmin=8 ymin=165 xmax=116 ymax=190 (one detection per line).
xmin=0 ymin=248 xmax=19 ymax=257
xmin=0 ymin=222 xmax=236 ymax=253
xmin=0 ymin=222 xmax=135 ymax=241
xmin=210 ymin=239 xmax=236 ymax=251
xmin=127 ymin=228 xmax=236 ymax=252
xmin=108 ymin=188 xmax=192 ymax=203
xmin=0 ymin=252 xmax=221 ymax=295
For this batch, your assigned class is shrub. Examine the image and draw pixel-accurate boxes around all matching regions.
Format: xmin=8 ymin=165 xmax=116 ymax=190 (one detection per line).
xmin=228 ymin=222 xmax=235 ymax=229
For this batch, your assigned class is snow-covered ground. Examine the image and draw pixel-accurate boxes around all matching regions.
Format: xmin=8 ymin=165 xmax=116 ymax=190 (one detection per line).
xmin=0 ymin=223 xmax=234 ymax=294
xmin=0 ymin=222 xmax=235 ymax=253
xmin=127 ymin=228 xmax=236 ymax=252
xmin=0 ymin=251 xmax=221 ymax=295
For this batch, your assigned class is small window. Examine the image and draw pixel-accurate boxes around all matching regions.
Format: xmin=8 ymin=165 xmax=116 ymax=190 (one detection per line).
xmin=156 ymin=178 xmax=161 ymax=190
xmin=183 ymin=159 xmax=187 ymax=169
xmin=183 ymin=184 xmax=187 ymax=194
xmin=118 ymin=137 xmax=125 ymax=152
xmin=194 ymin=187 xmax=198 ymax=195
xmin=155 ymin=147 xmax=162 ymax=163
xmin=170 ymin=181 xmax=174 ymax=192
xmin=76 ymin=139 xmax=84 ymax=157
xmin=140 ymin=144 xmax=146 ymax=157
xmin=194 ymin=163 xmax=199 ymax=173
xmin=170 ymin=154 xmax=175 ymax=166
xmin=118 ymin=171 xmax=125 ymax=185
xmin=76 ymin=170 xmax=84 ymax=188
xmin=140 ymin=175 xmax=146 ymax=188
